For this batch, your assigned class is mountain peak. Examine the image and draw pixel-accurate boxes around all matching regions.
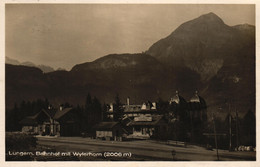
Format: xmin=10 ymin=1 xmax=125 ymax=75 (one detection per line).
xmin=146 ymin=12 xmax=253 ymax=81
xmin=197 ymin=12 xmax=224 ymax=24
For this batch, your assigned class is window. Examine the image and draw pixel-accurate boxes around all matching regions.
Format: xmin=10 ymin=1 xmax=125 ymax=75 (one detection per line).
xmin=135 ymin=126 xmax=141 ymax=131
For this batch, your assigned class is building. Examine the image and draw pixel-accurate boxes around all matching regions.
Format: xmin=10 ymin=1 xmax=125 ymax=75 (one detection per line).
xmin=19 ymin=106 xmax=80 ymax=136
xmin=168 ymin=91 xmax=188 ymax=120
xmin=167 ymin=90 xmax=208 ymax=142
xmin=19 ymin=111 xmax=48 ymax=135
xmin=106 ymin=97 xmax=167 ymax=139
xmin=128 ymin=115 xmax=167 ymax=139
xmin=187 ymin=91 xmax=207 ymax=143
xmin=93 ymin=122 xmax=123 ymax=141
xmin=107 ymin=97 xmax=157 ymax=119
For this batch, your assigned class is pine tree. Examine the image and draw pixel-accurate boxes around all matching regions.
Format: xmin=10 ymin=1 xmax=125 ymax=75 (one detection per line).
xmin=113 ymin=94 xmax=123 ymax=122
xmin=84 ymin=93 xmax=92 ymax=131
xmin=92 ymin=97 xmax=102 ymax=124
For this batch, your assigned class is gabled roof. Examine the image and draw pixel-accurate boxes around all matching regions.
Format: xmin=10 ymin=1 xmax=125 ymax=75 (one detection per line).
xmin=42 ymin=108 xmax=56 ymax=118
xmin=121 ymin=117 xmax=133 ymax=126
xmin=27 ymin=111 xmax=41 ymax=119
xmin=20 ymin=107 xmax=75 ymax=126
xmin=53 ymin=108 xmax=73 ymax=120
xmin=19 ymin=111 xmax=41 ymax=125
xmin=93 ymin=122 xmax=120 ymax=130
xmin=19 ymin=118 xmax=38 ymax=126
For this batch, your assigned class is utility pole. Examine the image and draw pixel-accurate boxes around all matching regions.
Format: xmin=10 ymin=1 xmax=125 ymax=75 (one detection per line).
xmin=212 ymin=112 xmax=219 ymax=160
xmin=229 ymin=104 xmax=232 ymax=151
xmin=190 ymin=110 xmax=193 ymax=143
xmin=235 ymin=109 xmax=239 ymax=149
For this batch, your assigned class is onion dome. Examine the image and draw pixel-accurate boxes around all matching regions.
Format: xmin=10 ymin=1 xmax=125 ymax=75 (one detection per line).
xmin=169 ymin=91 xmax=187 ymax=104
xmin=189 ymin=91 xmax=207 ymax=109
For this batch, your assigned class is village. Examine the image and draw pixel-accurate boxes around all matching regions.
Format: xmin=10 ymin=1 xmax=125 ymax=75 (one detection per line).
xmin=18 ymin=91 xmax=207 ymax=143
xmin=6 ymin=89 xmax=256 ymax=161
xmin=4 ymin=90 xmax=251 ymax=160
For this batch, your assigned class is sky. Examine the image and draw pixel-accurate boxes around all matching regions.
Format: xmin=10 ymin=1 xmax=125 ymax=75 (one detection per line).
xmin=5 ymin=4 xmax=255 ymax=70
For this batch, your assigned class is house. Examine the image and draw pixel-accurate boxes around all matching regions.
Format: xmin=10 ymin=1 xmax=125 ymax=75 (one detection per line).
xmin=93 ymin=122 xmax=123 ymax=141
xmin=53 ymin=107 xmax=80 ymax=136
xmin=19 ymin=107 xmax=56 ymax=135
xmin=188 ymin=91 xmax=207 ymax=120
xmin=168 ymin=91 xmax=188 ymax=118
xmin=167 ymin=90 xmax=208 ymax=142
xmin=105 ymin=97 xmax=166 ymax=139
xmin=19 ymin=106 xmax=80 ymax=136
xmin=128 ymin=115 xmax=167 ymax=139
xmin=107 ymin=97 xmax=157 ymax=119
xmin=187 ymin=91 xmax=207 ymax=143
xmin=19 ymin=111 xmax=48 ymax=135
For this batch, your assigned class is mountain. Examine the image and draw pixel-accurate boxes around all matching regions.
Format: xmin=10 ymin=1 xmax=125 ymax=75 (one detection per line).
xmin=146 ymin=12 xmax=255 ymax=82
xmin=71 ymin=53 xmax=164 ymax=71
xmin=56 ymin=67 xmax=67 ymax=71
xmin=5 ymin=57 xmax=55 ymax=73
xmin=6 ymin=57 xmax=20 ymax=65
xmin=5 ymin=13 xmax=255 ymax=118
xmin=6 ymin=64 xmax=49 ymax=109
xmin=5 ymin=53 xmax=201 ymax=109
xmin=38 ymin=65 xmax=56 ymax=73
xmin=20 ymin=61 xmax=36 ymax=67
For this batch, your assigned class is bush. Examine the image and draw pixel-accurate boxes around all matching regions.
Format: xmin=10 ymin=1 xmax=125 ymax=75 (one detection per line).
xmin=6 ymin=132 xmax=38 ymax=161
xmin=6 ymin=132 xmax=37 ymax=151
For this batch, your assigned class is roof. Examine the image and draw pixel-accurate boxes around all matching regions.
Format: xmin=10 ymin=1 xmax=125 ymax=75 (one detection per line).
xmin=129 ymin=115 xmax=166 ymax=126
xmin=93 ymin=122 xmax=120 ymax=130
xmin=169 ymin=91 xmax=187 ymax=104
xmin=123 ymin=105 xmax=142 ymax=112
xmin=27 ymin=111 xmax=41 ymax=119
xmin=121 ymin=117 xmax=133 ymax=126
xmin=19 ymin=112 xmax=41 ymax=125
xmin=53 ymin=108 xmax=73 ymax=119
xmin=42 ymin=108 xmax=56 ymax=118
xmin=19 ymin=118 xmax=38 ymax=126
xmin=190 ymin=91 xmax=200 ymax=102
xmin=20 ymin=107 xmax=75 ymax=126
xmin=189 ymin=91 xmax=207 ymax=109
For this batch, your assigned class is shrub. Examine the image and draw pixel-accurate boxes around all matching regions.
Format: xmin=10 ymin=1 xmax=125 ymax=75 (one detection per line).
xmin=6 ymin=132 xmax=37 ymax=151
xmin=6 ymin=132 xmax=38 ymax=161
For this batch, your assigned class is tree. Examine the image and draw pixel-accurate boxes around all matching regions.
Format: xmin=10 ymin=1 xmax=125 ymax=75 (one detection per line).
xmin=113 ymin=94 xmax=123 ymax=122
xmin=102 ymin=103 xmax=110 ymax=121
xmin=241 ymin=109 xmax=256 ymax=146
xmin=83 ymin=93 xmax=92 ymax=131
xmin=92 ymin=97 xmax=102 ymax=124
xmin=157 ymin=98 xmax=169 ymax=115
xmin=83 ymin=93 xmax=103 ymax=133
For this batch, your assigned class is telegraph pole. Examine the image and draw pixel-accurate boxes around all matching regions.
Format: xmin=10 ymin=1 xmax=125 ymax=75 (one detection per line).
xmin=229 ymin=104 xmax=232 ymax=151
xmin=235 ymin=109 xmax=239 ymax=149
xmin=212 ymin=112 xmax=219 ymax=160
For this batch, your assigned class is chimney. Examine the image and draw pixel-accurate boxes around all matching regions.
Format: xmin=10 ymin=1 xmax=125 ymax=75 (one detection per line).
xmin=127 ymin=97 xmax=130 ymax=106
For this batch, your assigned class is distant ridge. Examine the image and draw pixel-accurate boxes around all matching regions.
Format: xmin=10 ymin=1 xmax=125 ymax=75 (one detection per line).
xmin=6 ymin=56 xmax=56 ymax=73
